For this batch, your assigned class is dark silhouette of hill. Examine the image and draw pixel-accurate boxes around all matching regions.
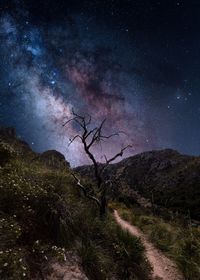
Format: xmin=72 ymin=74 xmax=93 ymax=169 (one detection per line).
xmin=75 ymin=149 xmax=200 ymax=220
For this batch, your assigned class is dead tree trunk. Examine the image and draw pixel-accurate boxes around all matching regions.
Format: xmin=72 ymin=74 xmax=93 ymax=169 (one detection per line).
xmin=63 ymin=110 xmax=131 ymax=217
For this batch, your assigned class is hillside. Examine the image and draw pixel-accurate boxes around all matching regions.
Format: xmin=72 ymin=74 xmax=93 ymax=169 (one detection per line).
xmin=0 ymin=127 xmax=150 ymax=280
xmin=75 ymin=149 xmax=200 ymax=220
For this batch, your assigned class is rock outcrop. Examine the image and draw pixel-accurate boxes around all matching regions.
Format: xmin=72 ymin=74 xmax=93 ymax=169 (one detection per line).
xmin=0 ymin=127 xmax=70 ymax=168
xmin=39 ymin=150 xmax=70 ymax=168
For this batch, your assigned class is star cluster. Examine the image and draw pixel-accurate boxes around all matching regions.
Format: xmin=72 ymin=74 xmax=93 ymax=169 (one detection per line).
xmin=0 ymin=0 xmax=200 ymax=165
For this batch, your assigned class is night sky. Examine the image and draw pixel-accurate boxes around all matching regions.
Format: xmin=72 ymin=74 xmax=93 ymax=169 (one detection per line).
xmin=0 ymin=0 xmax=200 ymax=166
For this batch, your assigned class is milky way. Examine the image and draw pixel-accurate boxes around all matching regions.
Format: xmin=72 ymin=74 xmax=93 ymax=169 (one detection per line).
xmin=1 ymin=2 xmax=199 ymax=166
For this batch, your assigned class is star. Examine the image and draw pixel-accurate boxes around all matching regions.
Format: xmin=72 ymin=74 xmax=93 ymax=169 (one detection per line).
xmin=1 ymin=0 xmax=200 ymax=166
xmin=26 ymin=45 xmax=42 ymax=56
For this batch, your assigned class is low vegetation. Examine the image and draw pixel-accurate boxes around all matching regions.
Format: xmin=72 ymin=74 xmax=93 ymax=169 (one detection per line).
xmin=0 ymin=139 xmax=151 ymax=279
xmin=111 ymin=202 xmax=200 ymax=280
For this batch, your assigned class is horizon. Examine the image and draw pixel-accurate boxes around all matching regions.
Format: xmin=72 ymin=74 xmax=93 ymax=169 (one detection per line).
xmin=1 ymin=124 xmax=197 ymax=168
xmin=1 ymin=1 xmax=200 ymax=165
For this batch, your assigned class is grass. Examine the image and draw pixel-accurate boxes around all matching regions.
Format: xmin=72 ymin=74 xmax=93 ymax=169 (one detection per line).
xmin=110 ymin=202 xmax=200 ymax=280
xmin=0 ymin=139 xmax=151 ymax=280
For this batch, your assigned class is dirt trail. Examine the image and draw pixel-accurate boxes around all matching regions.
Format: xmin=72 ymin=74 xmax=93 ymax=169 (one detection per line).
xmin=113 ymin=210 xmax=184 ymax=280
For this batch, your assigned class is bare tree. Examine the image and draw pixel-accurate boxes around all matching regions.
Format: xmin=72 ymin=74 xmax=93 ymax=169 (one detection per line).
xmin=63 ymin=109 xmax=131 ymax=217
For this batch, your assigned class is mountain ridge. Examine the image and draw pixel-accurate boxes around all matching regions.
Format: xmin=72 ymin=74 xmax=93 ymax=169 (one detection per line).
xmin=75 ymin=148 xmax=200 ymax=220
xmin=1 ymin=126 xmax=200 ymax=219
xmin=0 ymin=126 xmax=151 ymax=279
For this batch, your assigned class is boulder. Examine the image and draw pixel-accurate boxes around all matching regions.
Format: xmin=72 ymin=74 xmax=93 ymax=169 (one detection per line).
xmin=39 ymin=150 xmax=70 ymax=168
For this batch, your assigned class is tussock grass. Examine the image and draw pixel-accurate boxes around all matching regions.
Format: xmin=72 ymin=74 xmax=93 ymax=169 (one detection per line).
xmin=0 ymin=142 xmax=151 ymax=279
xmin=111 ymin=202 xmax=200 ymax=280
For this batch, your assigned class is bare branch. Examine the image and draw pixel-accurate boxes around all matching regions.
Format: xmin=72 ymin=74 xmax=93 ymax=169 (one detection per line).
xmin=100 ymin=130 xmax=126 ymax=139
xmin=106 ymin=145 xmax=132 ymax=164
xmin=71 ymin=173 xmax=101 ymax=207
xmin=71 ymin=109 xmax=86 ymax=127
xmin=71 ymin=108 xmax=84 ymax=120
xmin=63 ymin=116 xmax=85 ymax=130
xmin=100 ymin=145 xmax=132 ymax=173
xmin=63 ymin=117 xmax=76 ymax=127
xmin=86 ymin=119 xmax=106 ymax=148
xmin=68 ymin=135 xmax=82 ymax=146
xmin=64 ymin=110 xmax=132 ymax=215
xmin=62 ymin=110 xmax=133 ymax=217
xmin=100 ymin=132 xmax=119 ymax=140
xmin=85 ymin=127 xmax=98 ymax=139
xmin=99 ymin=118 xmax=106 ymax=130
xmin=85 ymin=114 xmax=92 ymax=126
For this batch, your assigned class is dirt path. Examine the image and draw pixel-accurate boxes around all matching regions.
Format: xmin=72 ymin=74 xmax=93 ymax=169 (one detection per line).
xmin=113 ymin=210 xmax=184 ymax=280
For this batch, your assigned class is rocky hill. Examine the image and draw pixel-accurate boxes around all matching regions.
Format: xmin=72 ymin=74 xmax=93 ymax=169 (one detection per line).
xmin=75 ymin=149 xmax=200 ymax=220
xmin=0 ymin=127 xmax=150 ymax=280
xmin=0 ymin=127 xmax=70 ymax=168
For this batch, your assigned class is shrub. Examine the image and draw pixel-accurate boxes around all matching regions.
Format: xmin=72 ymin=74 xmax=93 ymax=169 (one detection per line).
xmin=0 ymin=141 xmax=152 ymax=279
xmin=0 ymin=248 xmax=29 ymax=280
xmin=149 ymin=223 xmax=175 ymax=252
xmin=117 ymin=203 xmax=200 ymax=280
xmin=175 ymin=235 xmax=200 ymax=280
xmin=0 ymin=144 xmax=12 ymax=166
xmin=0 ymin=216 xmax=22 ymax=248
